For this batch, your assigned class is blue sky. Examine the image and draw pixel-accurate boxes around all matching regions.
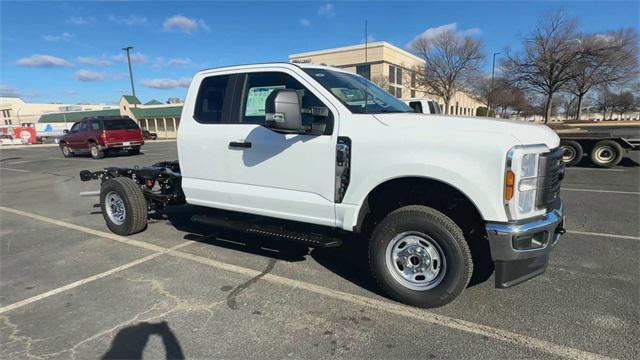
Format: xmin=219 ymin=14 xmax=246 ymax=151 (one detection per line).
xmin=1 ymin=1 xmax=638 ymax=104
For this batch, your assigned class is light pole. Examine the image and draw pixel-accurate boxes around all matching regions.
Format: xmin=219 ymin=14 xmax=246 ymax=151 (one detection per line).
xmin=122 ymin=46 xmax=136 ymax=100
xmin=489 ymin=52 xmax=500 ymax=117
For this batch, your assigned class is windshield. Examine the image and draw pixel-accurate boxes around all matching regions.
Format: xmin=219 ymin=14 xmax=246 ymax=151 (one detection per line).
xmin=303 ymin=68 xmax=413 ymax=114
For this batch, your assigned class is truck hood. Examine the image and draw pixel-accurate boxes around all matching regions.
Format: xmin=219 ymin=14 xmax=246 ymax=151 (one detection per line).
xmin=373 ymin=113 xmax=560 ymax=149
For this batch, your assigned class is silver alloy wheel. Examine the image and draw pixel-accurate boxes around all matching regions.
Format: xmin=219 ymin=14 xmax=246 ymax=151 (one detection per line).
xmin=90 ymin=145 xmax=98 ymax=157
xmin=62 ymin=146 xmax=70 ymax=156
xmin=385 ymin=231 xmax=446 ymax=291
xmin=562 ymin=146 xmax=576 ymax=163
xmin=595 ymin=145 xmax=615 ymax=163
xmin=105 ymin=191 xmax=126 ymax=225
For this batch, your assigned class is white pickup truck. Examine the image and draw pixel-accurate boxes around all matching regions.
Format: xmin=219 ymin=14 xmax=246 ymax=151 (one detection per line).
xmin=81 ymin=63 xmax=566 ymax=308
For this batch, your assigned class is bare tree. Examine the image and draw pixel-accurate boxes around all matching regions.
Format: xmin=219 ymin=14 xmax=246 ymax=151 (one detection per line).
xmin=502 ymin=11 xmax=582 ymax=123
xmin=612 ymin=91 xmax=636 ymax=117
xmin=568 ymin=29 xmax=639 ymax=120
xmin=410 ymin=29 xmax=485 ymax=114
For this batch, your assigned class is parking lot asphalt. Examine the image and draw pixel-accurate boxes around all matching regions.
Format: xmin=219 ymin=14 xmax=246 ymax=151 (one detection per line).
xmin=1 ymin=141 xmax=638 ymax=359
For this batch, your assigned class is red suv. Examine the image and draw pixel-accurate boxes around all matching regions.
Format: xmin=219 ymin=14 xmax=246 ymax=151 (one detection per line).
xmin=59 ymin=116 xmax=145 ymax=159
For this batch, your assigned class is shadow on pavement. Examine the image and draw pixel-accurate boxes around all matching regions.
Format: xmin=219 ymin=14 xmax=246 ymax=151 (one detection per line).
xmin=102 ymin=321 xmax=184 ymax=360
xmin=157 ymin=205 xmax=493 ymax=298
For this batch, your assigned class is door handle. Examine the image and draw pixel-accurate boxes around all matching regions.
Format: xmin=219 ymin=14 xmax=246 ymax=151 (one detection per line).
xmin=229 ymin=141 xmax=252 ymax=149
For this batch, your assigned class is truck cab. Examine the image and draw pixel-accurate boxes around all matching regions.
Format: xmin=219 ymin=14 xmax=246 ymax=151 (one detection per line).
xmin=85 ymin=63 xmax=566 ymax=308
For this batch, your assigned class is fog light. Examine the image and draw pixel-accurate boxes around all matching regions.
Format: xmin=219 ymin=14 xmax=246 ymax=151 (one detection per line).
xmin=513 ymin=232 xmax=546 ymax=250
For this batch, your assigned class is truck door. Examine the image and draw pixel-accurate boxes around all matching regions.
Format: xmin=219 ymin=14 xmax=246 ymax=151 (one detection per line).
xmin=179 ymin=69 xmax=338 ymax=227
xmin=66 ymin=121 xmax=83 ymax=149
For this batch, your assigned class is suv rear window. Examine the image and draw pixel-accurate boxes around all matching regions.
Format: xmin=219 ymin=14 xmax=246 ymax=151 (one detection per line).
xmin=102 ymin=119 xmax=139 ymax=130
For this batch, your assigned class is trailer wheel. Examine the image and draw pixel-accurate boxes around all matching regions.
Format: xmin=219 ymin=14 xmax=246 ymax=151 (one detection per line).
xmin=100 ymin=177 xmax=147 ymax=235
xmin=590 ymin=140 xmax=623 ymax=168
xmin=560 ymin=140 xmax=583 ymax=167
xmin=369 ymin=205 xmax=472 ymax=308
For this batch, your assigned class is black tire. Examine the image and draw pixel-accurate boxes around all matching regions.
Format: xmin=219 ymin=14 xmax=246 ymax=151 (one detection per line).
xmin=590 ymin=140 xmax=623 ymax=168
xmin=369 ymin=205 xmax=472 ymax=308
xmin=89 ymin=143 xmax=105 ymax=159
xmin=100 ymin=177 xmax=148 ymax=235
xmin=128 ymin=147 xmax=141 ymax=155
xmin=560 ymin=140 xmax=583 ymax=167
xmin=60 ymin=143 xmax=73 ymax=158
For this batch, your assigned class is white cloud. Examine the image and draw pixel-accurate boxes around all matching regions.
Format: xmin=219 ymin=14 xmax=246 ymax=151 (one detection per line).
xmin=110 ymin=52 xmax=148 ymax=64
xmin=43 ymin=32 xmax=75 ymax=42
xmin=318 ymin=3 xmax=336 ymax=18
xmin=66 ymin=16 xmax=97 ymax=25
xmin=111 ymin=72 xmax=128 ymax=80
xmin=152 ymin=57 xmax=198 ymax=69
xmin=0 ymin=84 xmax=20 ymax=97
xmin=108 ymin=15 xmax=148 ymax=26
xmin=163 ymin=15 xmax=210 ymax=34
xmin=0 ymin=85 xmax=44 ymax=98
xmin=76 ymin=56 xmax=111 ymax=66
xmin=141 ymin=77 xmax=192 ymax=89
xmin=74 ymin=69 xmax=105 ymax=82
xmin=64 ymin=90 xmax=78 ymax=96
xmin=16 ymin=54 xmax=73 ymax=68
xmin=407 ymin=23 xmax=481 ymax=48
xmin=300 ymin=18 xmax=312 ymax=27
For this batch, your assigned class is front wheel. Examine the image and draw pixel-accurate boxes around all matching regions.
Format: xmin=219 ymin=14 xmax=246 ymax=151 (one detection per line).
xmin=369 ymin=205 xmax=472 ymax=308
xmin=590 ymin=140 xmax=623 ymax=168
xmin=60 ymin=143 xmax=73 ymax=158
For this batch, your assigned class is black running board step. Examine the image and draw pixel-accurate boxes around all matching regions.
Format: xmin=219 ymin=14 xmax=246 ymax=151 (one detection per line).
xmin=191 ymin=214 xmax=342 ymax=248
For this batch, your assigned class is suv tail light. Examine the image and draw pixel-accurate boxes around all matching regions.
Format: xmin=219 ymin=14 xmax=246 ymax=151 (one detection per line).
xmin=100 ymin=130 xmax=107 ymax=141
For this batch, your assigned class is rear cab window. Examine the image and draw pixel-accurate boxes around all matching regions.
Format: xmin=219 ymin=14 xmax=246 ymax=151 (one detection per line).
xmin=103 ymin=119 xmax=139 ymax=130
xmin=194 ymin=75 xmax=232 ymax=123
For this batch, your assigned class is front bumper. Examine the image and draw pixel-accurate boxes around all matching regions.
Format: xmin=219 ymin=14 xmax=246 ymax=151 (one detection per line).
xmin=485 ymin=206 xmax=565 ymax=288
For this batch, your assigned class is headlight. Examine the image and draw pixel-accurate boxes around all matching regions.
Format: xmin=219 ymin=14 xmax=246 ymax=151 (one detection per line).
xmin=504 ymin=145 xmax=548 ymax=220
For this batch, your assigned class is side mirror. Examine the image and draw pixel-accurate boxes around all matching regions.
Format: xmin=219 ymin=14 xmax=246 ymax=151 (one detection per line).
xmin=63 ymin=129 xmax=69 ymax=134
xmin=265 ymin=89 xmax=302 ymax=132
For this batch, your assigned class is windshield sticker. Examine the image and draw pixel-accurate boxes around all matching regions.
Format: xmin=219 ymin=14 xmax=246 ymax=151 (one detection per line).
xmin=245 ymin=86 xmax=285 ymax=116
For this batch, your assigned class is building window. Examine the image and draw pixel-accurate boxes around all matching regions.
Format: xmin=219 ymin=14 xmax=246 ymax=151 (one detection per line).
xmin=356 ymin=64 xmax=371 ymax=80
xmin=388 ymin=64 xmax=404 ymax=98
xmin=411 ymin=72 xmax=416 ymax=88
xmin=1 ymin=110 xmax=10 ymax=118
xmin=411 ymin=90 xmax=416 ymax=98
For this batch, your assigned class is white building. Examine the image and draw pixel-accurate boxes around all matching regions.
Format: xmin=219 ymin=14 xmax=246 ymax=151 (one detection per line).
xmin=0 ymin=97 xmax=118 ymax=125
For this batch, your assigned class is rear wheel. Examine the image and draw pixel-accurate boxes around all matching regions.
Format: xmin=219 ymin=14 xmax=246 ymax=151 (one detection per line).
xmin=100 ymin=177 xmax=147 ymax=235
xmin=60 ymin=143 xmax=73 ymax=158
xmin=590 ymin=140 xmax=623 ymax=168
xmin=560 ymin=140 xmax=583 ymax=167
xmin=369 ymin=205 xmax=472 ymax=308
xmin=89 ymin=143 xmax=104 ymax=159
xmin=128 ymin=147 xmax=141 ymax=155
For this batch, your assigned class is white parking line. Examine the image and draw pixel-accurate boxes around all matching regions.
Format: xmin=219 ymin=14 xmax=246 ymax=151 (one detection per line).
xmin=0 ymin=205 xmax=612 ymax=360
xmin=567 ymin=230 xmax=640 ymax=241
xmin=0 ymin=167 xmax=31 ymax=173
xmin=566 ymin=167 xmax=626 ymax=172
xmin=0 ymin=242 xmax=192 ymax=315
xmin=563 ymin=188 xmax=640 ymax=195
xmin=47 ymin=157 xmax=102 ymax=163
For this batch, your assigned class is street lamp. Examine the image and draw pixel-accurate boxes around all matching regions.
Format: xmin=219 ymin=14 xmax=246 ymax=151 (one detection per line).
xmin=122 ymin=46 xmax=136 ymax=100
xmin=489 ymin=52 xmax=500 ymax=117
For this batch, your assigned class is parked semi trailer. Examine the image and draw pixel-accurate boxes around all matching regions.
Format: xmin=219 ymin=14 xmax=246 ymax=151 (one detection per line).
xmin=558 ymin=129 xmax=640 ymax=168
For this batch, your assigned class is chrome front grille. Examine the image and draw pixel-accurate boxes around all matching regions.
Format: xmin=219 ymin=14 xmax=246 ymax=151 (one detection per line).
xmin=537 ymin=147 xmax=565 ymax=211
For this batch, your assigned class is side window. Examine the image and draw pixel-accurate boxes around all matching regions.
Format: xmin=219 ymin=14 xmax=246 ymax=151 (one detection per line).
xmin=89 ymin=119 xmax=101 ymax=131
xmin=241 ymin=72 xmax=327 ymax=126
xmin=194 ymin=75 xmax=232 ymax=123
xmin=70 ymin=122 xmax=80 ymax=132
xmin=79 ymin=121 xmax=88 ymax=132
xmin=409 ymin=101 xmax=423 ymax=113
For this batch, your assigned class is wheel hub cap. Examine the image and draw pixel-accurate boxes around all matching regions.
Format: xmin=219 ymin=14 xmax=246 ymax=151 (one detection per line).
xmin=596 ymin=146 xmax=614 ymax=162
xmin=562 ymin=146 xmax=575 ymax=162
xmin=105 ymin=192 xmax=126 ymax=225
xmin=385 ymin=232 xmax=446 ymax=291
